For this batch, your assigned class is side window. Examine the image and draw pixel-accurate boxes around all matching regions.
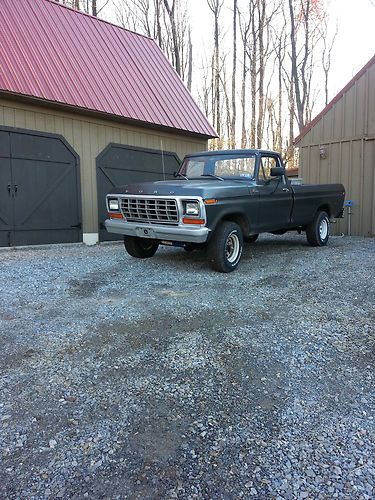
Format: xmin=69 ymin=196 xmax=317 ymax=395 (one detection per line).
xmin=215 ymin=157 xmax=256 ymax=178
xmin=258 ymin=156 xmax=278 ymax=182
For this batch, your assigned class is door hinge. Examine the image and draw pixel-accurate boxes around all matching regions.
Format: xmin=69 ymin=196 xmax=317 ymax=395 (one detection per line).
xmin=70 ymin=222 xmax=82 ymax=229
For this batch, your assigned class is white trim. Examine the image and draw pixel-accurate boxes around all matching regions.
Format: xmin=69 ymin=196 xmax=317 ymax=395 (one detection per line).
xmin=83 ymin=233 xmax=99 ymax=246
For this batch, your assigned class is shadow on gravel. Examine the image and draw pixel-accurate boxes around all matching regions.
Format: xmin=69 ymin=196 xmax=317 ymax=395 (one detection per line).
xmin=148 ymin=235 xmax=336 ymax=271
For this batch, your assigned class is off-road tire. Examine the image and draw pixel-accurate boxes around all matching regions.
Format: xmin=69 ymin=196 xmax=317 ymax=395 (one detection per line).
xmin=124 ymin=236 xmax=159 ymax=258
xmin=207 ymin=221 xmax=243 ymax=273
xmin=306 ymin=211 xmax=330 ymax=247
xmin=245 ymin=234 xmax=259 ymax=243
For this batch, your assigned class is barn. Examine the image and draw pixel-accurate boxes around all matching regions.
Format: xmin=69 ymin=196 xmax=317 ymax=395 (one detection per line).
xmin=295 ymin=55 xmax=375 ymax=237
xmin=0 ymin=0 xmax=216 ymax=247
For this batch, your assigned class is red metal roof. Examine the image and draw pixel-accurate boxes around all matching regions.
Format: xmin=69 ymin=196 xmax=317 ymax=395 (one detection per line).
xmin=0 ymin=0 xmax=217 ymax=138
xmin=294 ymin=54 xmax=375 ymax=144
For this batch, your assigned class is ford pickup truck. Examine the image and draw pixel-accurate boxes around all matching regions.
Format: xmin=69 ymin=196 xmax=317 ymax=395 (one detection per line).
xmin=105 ymin=149 xmax=345 ymax=272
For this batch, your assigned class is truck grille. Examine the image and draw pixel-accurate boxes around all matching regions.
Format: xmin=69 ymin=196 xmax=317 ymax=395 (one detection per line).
xmin=120 ymin=197 xmax=179 ymax=225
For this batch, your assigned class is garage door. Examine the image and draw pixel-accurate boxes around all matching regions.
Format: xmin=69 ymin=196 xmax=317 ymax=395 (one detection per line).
xmin=0 ymin=128 xmax=81 ymax=247
xmin=97 ymin=143 xmax=180 ymax=241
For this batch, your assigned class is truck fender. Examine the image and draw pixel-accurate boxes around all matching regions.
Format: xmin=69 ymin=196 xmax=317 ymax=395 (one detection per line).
xmin=207 ymin=208 xmax=251 ymax=238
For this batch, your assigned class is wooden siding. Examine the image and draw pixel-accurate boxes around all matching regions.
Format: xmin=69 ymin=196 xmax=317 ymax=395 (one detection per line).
xmin=297 ymin=63 xmax=375 ymax=236
xmin=0 ymin=98 xmax=207 ymax=233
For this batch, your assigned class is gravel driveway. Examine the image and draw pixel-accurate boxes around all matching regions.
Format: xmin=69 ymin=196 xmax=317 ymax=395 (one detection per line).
xmin=1 ymin=234 xmax=374 ymax=499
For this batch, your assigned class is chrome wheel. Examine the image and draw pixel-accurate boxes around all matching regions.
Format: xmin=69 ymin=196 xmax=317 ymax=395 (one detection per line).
xmin=225 ymin=231 xmax=240 ymax=263
xmin=319 ymin=218 xmax=329 ymax=240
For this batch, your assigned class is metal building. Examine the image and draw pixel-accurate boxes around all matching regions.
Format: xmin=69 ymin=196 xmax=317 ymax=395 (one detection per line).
xmin=0 ymin=0 xmax=216 ymax=247
xmin=295 ymin=55 xmax=375 ymax=236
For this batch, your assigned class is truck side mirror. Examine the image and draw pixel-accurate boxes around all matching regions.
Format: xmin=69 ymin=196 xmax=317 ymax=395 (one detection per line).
xmin=270 ymin=167 xmax=285 ymax=177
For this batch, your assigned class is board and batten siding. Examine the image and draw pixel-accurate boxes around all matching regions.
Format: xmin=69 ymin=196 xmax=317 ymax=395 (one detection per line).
xmin=297 ymin=61 xmax=375 ymax=236
xmin=0 ymin=98 xmax=207 ymax=239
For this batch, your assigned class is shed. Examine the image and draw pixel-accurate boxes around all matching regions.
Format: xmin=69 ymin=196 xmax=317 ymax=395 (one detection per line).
xmin=0 ymin=0 xmax=216 ymax=247
xmin=294 ymin=55 xmax=375 ymax=236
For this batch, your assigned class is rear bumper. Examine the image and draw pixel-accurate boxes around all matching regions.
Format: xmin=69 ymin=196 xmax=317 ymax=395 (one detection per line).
xmin=105 ymin=219 xmax=210 ymax=243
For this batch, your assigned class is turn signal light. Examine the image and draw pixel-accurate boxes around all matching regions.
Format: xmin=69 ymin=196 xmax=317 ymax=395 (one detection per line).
xmin=108 ymin=212 xmax=123 ymax=219
xmin=204 ymin=198 xmax=217 ymax=205
xmin=182 ymin=217 xmax=205 ymax=225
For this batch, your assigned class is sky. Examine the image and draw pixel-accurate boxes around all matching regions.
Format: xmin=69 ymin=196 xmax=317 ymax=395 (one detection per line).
xmin=327 ymin=0 xmax=374 ymax=96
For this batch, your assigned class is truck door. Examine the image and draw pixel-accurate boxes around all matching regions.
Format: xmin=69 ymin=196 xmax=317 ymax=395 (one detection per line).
xmin=257 ymin=155 xmax=293 ymax=232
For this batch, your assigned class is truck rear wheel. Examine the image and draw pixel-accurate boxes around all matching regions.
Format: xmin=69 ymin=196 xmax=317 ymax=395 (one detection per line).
xmin=207 ymin=221 xmax=243 ymax=273
xmin=306 ymin=211 xmax=330 ymax=247
xmin=124 ymin=236 xmax=159 ymax=258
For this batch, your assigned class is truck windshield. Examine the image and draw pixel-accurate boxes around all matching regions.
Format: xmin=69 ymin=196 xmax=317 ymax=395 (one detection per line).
xmin=180 ymin=154 xmax=256 ymax=179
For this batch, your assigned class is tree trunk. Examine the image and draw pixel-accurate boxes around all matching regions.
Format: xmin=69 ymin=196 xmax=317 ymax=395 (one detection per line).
xmin=187 ymin=28 xmax=193 ymax=91
xmin=231 ymin=0 xmax=237 ymax=148
xmin=241 ymin=43 xmax=247 ymax=148
xmin=250 ymin=4 xmax=256 ymax=149
xmin=163 ymin=0 xmax=181 ymax=76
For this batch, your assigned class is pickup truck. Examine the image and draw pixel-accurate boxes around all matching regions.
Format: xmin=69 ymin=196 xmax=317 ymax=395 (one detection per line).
xmin=105 ymin=149 xmax=345 ymax=272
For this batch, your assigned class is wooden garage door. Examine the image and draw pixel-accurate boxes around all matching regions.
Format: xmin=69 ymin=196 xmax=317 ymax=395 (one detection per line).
xmin=97 ymin=143 xmax=180 ymax=241
xmin=0 ymin=128 xmax=81 ymax=247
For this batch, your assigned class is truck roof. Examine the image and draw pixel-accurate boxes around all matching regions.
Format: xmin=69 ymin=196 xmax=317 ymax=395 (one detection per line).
xmin=186 ymin=149 xmax=280 ymax=158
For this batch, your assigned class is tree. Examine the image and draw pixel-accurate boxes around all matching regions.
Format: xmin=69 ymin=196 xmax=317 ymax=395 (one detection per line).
xmin=230 ymin=0 xmax=237 ymax=148
xmin=207 ymin=0 xmax=224 ymax=145
xmin=55 ymin=0 xmax=109 ymax=16
xmin=288 ymin=0 xmax=328 ymax=131
xmin=321 ymin=17 xmax=337 ymax=106
xmin=115 ymin=0 xmax=193 ymax=84
xmin=238 ymin=7 xmax=250 ymax=148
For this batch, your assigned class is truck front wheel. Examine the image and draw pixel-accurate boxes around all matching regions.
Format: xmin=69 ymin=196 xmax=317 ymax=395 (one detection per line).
xmin=306 ymin=211 xmax=330 ymax=246
xmin=207 ymin=221 xmax=243 ymax=272
xmin=124 ymin=236 xmax=159 ymax=258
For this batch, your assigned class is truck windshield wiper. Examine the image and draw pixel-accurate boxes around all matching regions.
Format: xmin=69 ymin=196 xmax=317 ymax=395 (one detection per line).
xmin=200 ymin=174 xmax=224 ymax=181
xmin=175 ymin=172 xmax=189 ymax=180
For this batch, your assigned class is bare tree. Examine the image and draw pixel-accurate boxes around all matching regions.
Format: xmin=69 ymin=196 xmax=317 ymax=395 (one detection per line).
xmin=56 ymin=0 xmax=109 ymax=16
xmin=321 ymin=18 xmax=338 ymax=105
xmin=288 ymin=0 xmax=329 ymax=131
xmin=230 ymin=0 xmax=237 ymax=148
xmin=238 ymin=9 xmax=250 ymax=148
xmin=163 ymin=1 xmax=181 ymax=75
xmin=115 ymin=0 xmax=193 ymax=85
xmin=207 ymin=0 xmax=224 ymax=144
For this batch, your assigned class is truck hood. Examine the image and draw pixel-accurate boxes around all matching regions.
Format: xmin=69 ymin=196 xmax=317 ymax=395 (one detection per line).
xmin=109 ymin=178 xmax=255 ymax=198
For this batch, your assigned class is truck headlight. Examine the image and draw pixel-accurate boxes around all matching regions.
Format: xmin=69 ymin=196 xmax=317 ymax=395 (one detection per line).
xmin=185 ymin=202 xmax=200 ymax=216
xmin=108 ymin=198 xmax=119 ymax=211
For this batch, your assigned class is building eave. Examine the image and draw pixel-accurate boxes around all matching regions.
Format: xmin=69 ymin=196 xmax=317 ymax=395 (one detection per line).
xmin=0 ymin=91 xmax=218 ymax=140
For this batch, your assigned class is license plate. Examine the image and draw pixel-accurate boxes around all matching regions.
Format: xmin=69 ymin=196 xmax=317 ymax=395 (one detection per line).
xmin=135 ymin=226 xmax=156 ymax=239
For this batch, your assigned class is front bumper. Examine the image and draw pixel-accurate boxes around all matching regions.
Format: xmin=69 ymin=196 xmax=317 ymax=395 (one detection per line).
xmin=105 ymin=219 xmax=210 ymax=244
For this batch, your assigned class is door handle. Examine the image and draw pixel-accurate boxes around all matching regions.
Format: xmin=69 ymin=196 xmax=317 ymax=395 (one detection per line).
xmin=14 ymin=184 xmax=18 ymax=195
xmin=282 ymin=188 xmax=290 ymax=192
xmin=7 ymin=183 xmax=11 ymax=195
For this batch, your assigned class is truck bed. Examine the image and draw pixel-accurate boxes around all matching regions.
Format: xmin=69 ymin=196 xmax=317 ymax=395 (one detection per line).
xmin=291 ymin=183 xmax=345 ymax=227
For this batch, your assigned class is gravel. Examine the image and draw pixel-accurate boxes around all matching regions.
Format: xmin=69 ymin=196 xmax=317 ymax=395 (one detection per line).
xmin=0 ymin=234 xmax=374 ymax=499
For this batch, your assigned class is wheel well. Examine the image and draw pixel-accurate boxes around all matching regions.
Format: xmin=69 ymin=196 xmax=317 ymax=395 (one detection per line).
xmin=221 ymin=213 xmax=250 ymax=236
xmin=317 ymin=204 xmax=331 ymax=217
